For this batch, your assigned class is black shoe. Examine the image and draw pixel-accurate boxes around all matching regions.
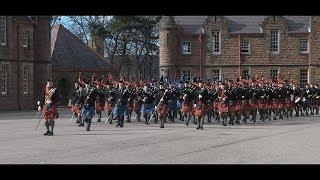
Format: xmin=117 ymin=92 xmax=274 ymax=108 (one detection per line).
xmin=185 ymin=123 xmax=189 ymax=126
xmin=196 ymin=126 xmax=200 ymax=129
xmin=86 ymin=127 xmax=90 ymax=131
xmin=160 ymin=125 xmax=164 ymax=128
xmin=97 ymin=119 xmax=101 ymax=122
xmin=48 ymin=132 xmax=54 ymax=136
xmin=43 ymin=131 xmax=50 ymax=136
xmin=223 ymin=122 xmax=227 ymax=126
xmin=200 ymin=126 xmax=204 ymax=130
xmin=76 ymin=120 xmax=80 ymax=124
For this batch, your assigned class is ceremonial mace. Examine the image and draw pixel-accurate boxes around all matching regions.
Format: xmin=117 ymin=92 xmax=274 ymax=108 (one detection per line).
xmin=35 ymin=101 xmax=42 ymax=131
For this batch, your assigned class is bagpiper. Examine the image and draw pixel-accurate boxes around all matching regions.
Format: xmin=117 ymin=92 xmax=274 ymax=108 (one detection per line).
xmin=39 ymin=78 xmax=60 ymax=136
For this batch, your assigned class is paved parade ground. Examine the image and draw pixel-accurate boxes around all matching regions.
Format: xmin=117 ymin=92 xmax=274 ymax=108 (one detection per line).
xmin=1 ymin=108 xmax=320 ymax=164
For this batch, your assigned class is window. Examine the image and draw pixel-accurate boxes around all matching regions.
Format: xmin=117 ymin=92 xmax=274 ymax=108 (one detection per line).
xmin=242 ymin=69 xmax=250 ymax=80
xmin=270 ymin=29 xmax=279 ymax=53
xmin=0 ymin=16 xmax=6 ymax=46
xmin=182 ymin=70 xmax=191 ymax=82
xmin=240 ymin=41 xmax=250 ymax=54
xmin=1 ymin=64 xmax=8 ymax=95
xmin=182 ymin=41 xmax=191 ymax=54
xmin=23 ymin=65 xmax=29 ymax=95
xmin=300 ymin=69 xmax=308 ymax=87
xmin=212 ymin=30 xmax=221 ymax=54
xmin=22 ymin=31 xmax=29 ymax=48
xmin=212 ymin=69 xmax=221 ymax=82
xmin=299 ymin=39 xmax=309 ymax=53
xmin=270 ymin=69 xmax=279 ymax=80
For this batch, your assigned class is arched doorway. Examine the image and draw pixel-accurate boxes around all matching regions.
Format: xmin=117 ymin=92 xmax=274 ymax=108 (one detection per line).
xmin=57 ymin=78 xmax=71 ymax=106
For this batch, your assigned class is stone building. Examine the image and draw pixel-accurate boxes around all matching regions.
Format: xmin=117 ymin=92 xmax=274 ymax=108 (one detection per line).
xmin=0 ymin=16 xmax=51 ymax=110
xmin=51 ymin=24 xmax=114 ymax=106
xmin=159 ymin=16 xmax=320 ymax=86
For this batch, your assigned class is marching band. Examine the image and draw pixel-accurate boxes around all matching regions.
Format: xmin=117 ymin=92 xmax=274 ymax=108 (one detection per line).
xmin=38 ymin=72 xmax=320 ymax=135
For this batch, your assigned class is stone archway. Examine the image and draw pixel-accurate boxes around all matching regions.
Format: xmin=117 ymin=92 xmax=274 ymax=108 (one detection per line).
xmin=57 ymin=77 xmax=71 ymax=106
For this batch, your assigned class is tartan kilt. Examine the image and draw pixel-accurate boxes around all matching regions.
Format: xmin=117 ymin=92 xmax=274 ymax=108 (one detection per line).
xmin=193 ymin=105 xmax=206 ymax=116
xmin=42 ymin=104 xmax=58 ymax=120
xmin=133 ymin=101 xmax=141 ymax=112
xmin=285 ymin=100 xmax=295 ymax=109
xmin=157 ymin=104 xmax=169 ymax=117
xmin=310 ymin=98 xmax=317 ymax=106
xmin=206 ymin=103 xmax=215 ymax=111
xmin=266 ymin=101 xmax=273 ymax=109
xmin=234 ymin=101 xmax=243 ymax=112
xmin=218 ymin=101 xmax=229 ymax=113
xmin=258 ymin=100 xmax=266 ymax=110
xmin=316 ymin=98 xmax=320 ymax=106
xmin=249 ymin=100 xmax=258 ymax=110
xmin=180 ymin=101 xmax=193 ymax=113
xmin=81 ymin=104 xmax=95 ymax=119
xmin=272 ymin=100 xmax=283 ymax=110
xmin=141 ymin=104 xmax=154 ymax=115
xmin=241 ymin=100 xmax=249 ymax=111
xmin=104 ymin=102 xmax=114 ymax=112
xmin=95 ymin=102 xmax=105 ymax=112
xmin=213 ymin=101 xmax=219 ymax=110
xmin=71 ymin=104 xmax=81 ymax=116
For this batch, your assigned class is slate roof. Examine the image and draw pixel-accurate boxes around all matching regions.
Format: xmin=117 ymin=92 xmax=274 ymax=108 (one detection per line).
xmin=51 ymin=24 xmax=114 ymax=72
xmin=172 ymin=16 xmax=311 ymax=34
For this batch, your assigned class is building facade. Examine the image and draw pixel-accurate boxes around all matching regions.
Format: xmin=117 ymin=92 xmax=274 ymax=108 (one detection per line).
xmin=0 ymin=16 xmax=51 ymax=110
xmin=159 ymin=16 xmax=320 ymax=86
xmin=51 ymin=24 xmax=114 ymax=106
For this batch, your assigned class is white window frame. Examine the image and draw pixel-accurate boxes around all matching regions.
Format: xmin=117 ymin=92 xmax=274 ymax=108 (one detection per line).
xmin=22 ymin=31 xmax=29 ymax=48
xmin=212 ymin=30 xmax=221 ymax=55
xmin=299 ymin=39 xmax=309 ymax=54
xmin=1 ymin=63 xmax=9 ymax=95
xmin=212 ymin=69 xmax=221 ymax=82
xmin=182 ymin=69 xmax=191 ymax=82
xmin=270 ymin=29 xmax=280 ymax=54
xmin=182 ymin=41 xmax=191 ymax=55
xmin=23 ymin=65 xmax=29 ymax=95
xmin=270 ymin=68 xmax=279 ymax=80
xmin=0 ymin=16 xmax=6 ymax=46
xmin=300 ymin=69 xmax=308 ymax=87
xmin=242 ymin=68 xmax=250 ymax=80
xmin=240 ymin=41 xmax=250 ymax=55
